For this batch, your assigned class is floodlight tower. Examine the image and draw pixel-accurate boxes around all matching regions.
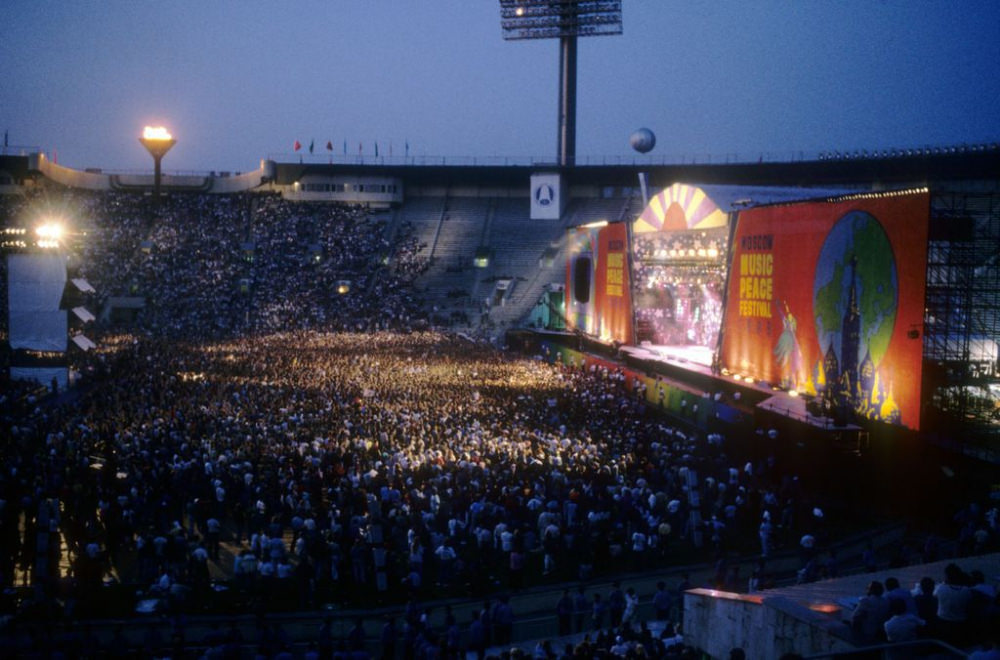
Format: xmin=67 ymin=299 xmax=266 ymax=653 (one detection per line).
xmin=139 ymin=126 xmax=176 ymax=205
xmin=500 ymin=1 xmax=622 ymax=167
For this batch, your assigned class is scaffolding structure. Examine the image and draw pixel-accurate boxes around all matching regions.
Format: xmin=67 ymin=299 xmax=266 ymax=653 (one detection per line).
xmin=923 ymin=190 xmax=1000 ymax=453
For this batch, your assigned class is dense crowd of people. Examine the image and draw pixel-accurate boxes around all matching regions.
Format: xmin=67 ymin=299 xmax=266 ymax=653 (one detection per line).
xmin=2 ymin=189 xmax=999 ymax=658
xmin=2 ymin=329 xmax=834 ymax=610
xmin=0 ymin=190 xmax=428 ymax=342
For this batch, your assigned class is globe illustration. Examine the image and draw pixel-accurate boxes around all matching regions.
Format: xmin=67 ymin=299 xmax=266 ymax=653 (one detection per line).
xmin=813 ymin=211 xmax=898 ymax=368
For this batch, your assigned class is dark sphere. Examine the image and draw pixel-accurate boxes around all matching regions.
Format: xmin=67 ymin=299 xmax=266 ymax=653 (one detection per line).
xmin=630 ymin=128 xmax=656 ymax=154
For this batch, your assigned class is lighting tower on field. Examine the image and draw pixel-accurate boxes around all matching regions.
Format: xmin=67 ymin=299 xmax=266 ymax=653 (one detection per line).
xmin=500 ymin=1 xmax=622 ymax=166
xmin=139 ymin=126 xmax=176 ymax=205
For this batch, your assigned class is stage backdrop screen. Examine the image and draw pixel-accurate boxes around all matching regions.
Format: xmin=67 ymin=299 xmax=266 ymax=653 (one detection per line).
xmin=632 ymin=183 xmax=730 ymax=352
xmin=720 ymin=191 xmax=930 ymax=430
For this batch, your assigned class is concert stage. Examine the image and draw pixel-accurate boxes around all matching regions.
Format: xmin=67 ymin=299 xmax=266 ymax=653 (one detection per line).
xmin=510 ymin=330 xmax=867 ymax=453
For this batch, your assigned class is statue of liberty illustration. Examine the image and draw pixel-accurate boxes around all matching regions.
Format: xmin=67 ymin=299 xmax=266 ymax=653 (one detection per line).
xmin=774 ymin=300 xmax=804 ymax=389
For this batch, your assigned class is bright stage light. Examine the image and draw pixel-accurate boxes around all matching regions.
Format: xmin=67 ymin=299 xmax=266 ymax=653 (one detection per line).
xmin=581 ymin=220 xmax=608 ymax=229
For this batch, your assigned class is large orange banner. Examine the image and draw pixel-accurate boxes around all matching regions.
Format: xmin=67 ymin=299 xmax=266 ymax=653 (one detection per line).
xmin=565 ymin=223 xmax=634 ymax=345
xmin=594 ymin=222 xmax=634 ymax=345
xmin=720 ymin=191 xmax=930 ymax=429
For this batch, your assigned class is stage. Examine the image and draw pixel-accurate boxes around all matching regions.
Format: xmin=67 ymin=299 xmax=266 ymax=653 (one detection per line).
xmin=511 ymin=329 xmax=866 ymax=452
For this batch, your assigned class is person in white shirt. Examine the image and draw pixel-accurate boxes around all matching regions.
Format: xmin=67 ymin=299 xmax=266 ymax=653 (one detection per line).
xmin=934 ymin=563 xmax=973 ymax=645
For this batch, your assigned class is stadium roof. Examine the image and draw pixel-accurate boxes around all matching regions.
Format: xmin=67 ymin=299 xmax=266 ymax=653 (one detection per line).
xmin=694 ymin=184 xmax=863 ymax=211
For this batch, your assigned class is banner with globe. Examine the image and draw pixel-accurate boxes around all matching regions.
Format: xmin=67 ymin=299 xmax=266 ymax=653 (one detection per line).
xmin=719 ymin=190 xmax=930 ymax=430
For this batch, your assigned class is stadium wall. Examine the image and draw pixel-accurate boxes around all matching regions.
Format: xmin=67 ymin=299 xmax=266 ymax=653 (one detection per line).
xmin=29 ymin=153 xmax=112 ymax=190
xmin=684 ymin=590 xmax=855 ymax=659
xmin=27 ymin=152 xmax=269 ymax=193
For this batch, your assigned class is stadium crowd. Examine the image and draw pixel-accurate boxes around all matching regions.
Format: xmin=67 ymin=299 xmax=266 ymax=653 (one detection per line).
xmin=2 ymin=190 xmax=999 ymax=658
xmin=3 ymin=329 xmax=826 ymax=605
xmin=0 ymin=190 xmax=427 ymax=341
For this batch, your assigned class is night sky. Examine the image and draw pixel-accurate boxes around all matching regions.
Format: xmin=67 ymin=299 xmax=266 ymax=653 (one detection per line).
xmin=3 ymin=1 xmax=998 ymax=172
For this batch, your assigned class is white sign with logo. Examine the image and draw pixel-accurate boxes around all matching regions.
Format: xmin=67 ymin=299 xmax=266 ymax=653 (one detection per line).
xmin=530 ymin=173 xmax=564 ymax=220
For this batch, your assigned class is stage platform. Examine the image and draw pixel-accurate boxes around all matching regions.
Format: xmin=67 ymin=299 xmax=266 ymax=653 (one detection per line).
xmin=621 ymin=342 xmax=863 ymax=432
xmin=510 ymin=329 xmax=867 ymax=451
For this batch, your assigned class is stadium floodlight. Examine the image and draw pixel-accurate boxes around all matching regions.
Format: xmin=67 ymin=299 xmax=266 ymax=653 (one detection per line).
xmin=139 ymin=126 xmax=176 ymax=206
xmin=36 ymin=223 xmax=64 ymax=240
xmin=500 ymin=1 xmax=623 ymax=40
xmin=500 ymin=1 xmax=622 ymax=166
xmin=35 ymin=222 xmax=65 ymax=249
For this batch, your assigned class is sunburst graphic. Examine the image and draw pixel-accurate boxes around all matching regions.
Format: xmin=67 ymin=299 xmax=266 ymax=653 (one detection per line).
xmin=634 ymin=183 xmax=728 ymax=233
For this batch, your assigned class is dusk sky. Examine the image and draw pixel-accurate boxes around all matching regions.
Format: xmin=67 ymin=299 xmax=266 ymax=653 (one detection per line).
xmin=3 ymin=1 xmax=998 ymax=173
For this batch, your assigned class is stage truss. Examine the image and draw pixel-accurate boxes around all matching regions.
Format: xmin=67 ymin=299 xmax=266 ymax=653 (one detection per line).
xmin=923 ymin=191 xmax=1000 ymax=451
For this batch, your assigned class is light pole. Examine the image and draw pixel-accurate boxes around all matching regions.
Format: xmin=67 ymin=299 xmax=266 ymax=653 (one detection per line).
xmin=139 ymin=126 xmax=176 ymax=206
xmin=499 ymin=1 xmax=622 ymax=167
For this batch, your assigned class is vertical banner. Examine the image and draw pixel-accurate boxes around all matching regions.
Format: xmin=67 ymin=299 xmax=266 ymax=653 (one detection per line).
xmin=565 ymin=225 xmax=599 ymax=335
xmin=530 ymin=172 xmax=564 ymax=220
xmin=720 ymin=191 xmax=930 ymax=429
xmin=594 ymin=222 xmax=634 ymax=344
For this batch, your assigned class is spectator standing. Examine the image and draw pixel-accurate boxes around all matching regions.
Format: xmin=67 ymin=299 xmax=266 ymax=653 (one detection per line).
xmin=556 ymin=589 xmax=573 ymax=636
xmin=573 ymin=586 xmax=589 ymax=633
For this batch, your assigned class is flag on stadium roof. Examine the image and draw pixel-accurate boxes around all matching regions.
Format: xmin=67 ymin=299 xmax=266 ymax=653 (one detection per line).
xmin=293 ymin=140 xmax=301 ymax=152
